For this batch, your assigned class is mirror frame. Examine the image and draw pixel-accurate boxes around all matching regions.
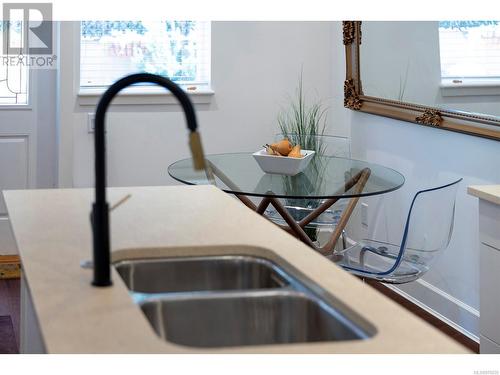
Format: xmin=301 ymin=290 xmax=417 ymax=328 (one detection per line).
xmin=343 ymin=21 xmax=500 ymax=142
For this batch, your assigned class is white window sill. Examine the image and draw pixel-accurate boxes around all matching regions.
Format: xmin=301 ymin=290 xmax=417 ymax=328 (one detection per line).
xmin=77 ymin=85 xmax=214 ymax=106
xmin=440 ymin=79 xmax=500 ymax=97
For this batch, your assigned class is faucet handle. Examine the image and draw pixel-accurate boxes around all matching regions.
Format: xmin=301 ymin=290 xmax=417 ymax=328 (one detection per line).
xmin=189 ymin=131 xmax=206 ymax=171
xmin=109 ymin=194 xmax=131 ymax=212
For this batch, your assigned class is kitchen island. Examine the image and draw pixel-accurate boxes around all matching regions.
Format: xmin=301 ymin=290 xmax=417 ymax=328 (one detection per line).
xmin=4 ymin=185 xmax=468 ymax=353
xmin=468 ymin=185 xmax=500 ymax=353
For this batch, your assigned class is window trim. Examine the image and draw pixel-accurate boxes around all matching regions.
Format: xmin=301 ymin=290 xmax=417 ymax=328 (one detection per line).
xmin=0 ymin=104 xmax=33 ymax=111
xmin=75 ymin=21 xmax=214 ymax=107
xmin=77 ymin=85 xmax=214 ymax=106
xmin=440 ymin=78 xmax=500 ymax=97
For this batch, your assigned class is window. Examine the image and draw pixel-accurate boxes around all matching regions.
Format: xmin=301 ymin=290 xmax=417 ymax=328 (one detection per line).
xmin=80 ymin=21 xmax=210 ymax=90
xmin=439 ymin=21 xmax=500 ymax=82
xmin=0 ymin=21 xmax=29 ymax=105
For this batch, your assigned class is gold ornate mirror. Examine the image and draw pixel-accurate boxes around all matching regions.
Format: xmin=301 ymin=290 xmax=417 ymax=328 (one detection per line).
xmin=343 ymin=21 xmax=500 ymax=141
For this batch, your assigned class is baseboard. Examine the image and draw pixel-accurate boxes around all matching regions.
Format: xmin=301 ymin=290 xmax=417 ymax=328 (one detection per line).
xmin=388 ymin=279 xmax=479 ymax=342
xmin=0 ymin=255 xmax=21 ymax=279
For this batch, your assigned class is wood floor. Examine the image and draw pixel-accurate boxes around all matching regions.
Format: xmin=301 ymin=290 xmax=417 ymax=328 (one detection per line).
xmin=0 ymin=278 xmax=20 ymax=354
xmin=0 ymin=277 xmax=479 ymax=354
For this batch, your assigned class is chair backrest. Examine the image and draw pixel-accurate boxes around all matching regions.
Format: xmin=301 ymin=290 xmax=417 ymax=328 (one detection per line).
xmin=275 ymin=133 xmax=351 ymax=158
xmin=386 ymin=178 xmax=462 ymax=276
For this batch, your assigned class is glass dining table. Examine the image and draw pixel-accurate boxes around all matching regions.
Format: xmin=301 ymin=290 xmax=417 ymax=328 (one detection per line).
xmin=168 ymin=153 xmax=405 ymax=256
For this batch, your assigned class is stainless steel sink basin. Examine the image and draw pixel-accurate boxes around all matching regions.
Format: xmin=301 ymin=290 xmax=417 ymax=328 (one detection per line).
xmin=114 ymin=254 xmax=375 ymax=348
xmin=141 ymin=291 xmax=369 ymax=348
xmin=114 ymin=255 xmax=289 ymax=293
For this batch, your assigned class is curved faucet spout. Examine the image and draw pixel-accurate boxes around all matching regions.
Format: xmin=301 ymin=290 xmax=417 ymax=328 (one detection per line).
xmin=92 ymin=73 xmax=206 ymax=287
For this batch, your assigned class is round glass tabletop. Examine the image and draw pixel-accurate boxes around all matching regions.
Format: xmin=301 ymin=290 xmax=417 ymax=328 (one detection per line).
xmin=168 ymin=153 xmax=405 ymax=199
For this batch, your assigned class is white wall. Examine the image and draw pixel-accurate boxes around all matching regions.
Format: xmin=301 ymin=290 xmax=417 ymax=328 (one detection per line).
xmin=59 ymin=21 xmax=338 ymax=187
xmin=340 ymin=22 xmax=500 ymax=338
xmin=348 ymin=112 xmax=500 ymax=338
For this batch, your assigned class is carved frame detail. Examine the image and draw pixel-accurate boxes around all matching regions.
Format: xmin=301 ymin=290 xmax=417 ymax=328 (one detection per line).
xmin=343 ymin=21 xmax=356 ymax=45
xmin=343 ymin=21 xmax=500 ymax=141
xmin=344 ymin=79 xmax=362 ymax=110
xmin=415 ymin=110 xmax=443 ymax=127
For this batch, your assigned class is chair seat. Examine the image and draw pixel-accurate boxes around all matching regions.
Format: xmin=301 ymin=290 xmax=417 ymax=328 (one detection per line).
xmin=333 ymin=178 xmax=461 ymax=284
xmin=334 ymin=239 xmax=429 ymax=284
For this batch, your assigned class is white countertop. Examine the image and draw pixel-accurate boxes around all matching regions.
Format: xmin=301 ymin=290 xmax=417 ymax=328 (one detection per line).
xmin=4 ymin=186 xmax=468 ymax=353
xmin=468 ymin=185 xmax=500 ymax=205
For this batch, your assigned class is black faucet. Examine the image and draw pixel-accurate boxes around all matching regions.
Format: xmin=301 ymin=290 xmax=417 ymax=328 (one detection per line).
xmin=92 ymin=73 xmax=206 ymax=287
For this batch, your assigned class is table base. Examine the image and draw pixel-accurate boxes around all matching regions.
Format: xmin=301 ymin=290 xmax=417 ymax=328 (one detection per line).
xmin=207 ymin=161 xmax=371 ymax=256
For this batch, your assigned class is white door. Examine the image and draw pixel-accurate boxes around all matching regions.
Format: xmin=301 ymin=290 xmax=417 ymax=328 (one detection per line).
xmin=0 ymin=67 xmax=57 ymax=255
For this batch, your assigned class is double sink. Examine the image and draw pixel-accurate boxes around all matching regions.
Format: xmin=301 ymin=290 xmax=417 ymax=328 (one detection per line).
xmin=114 ymin=254 xmax=374 ymax=348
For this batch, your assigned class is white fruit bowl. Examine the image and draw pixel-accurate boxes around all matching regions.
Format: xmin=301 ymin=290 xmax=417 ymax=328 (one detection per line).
xmin=252 ymin=149 xmax=315 ymax=176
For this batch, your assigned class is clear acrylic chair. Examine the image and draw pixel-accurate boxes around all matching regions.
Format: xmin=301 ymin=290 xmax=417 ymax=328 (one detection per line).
xmin=264 ymin=133 xmax=351 ymax=247
xmin=333 ymin=178 xmax=462 ymax=284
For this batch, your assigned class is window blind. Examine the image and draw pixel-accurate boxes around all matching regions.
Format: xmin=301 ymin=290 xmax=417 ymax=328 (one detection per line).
xmin=80 ymin=21 xmax=211 ymax=88
xmin=439 ymin=21 xmax=500 ymax=80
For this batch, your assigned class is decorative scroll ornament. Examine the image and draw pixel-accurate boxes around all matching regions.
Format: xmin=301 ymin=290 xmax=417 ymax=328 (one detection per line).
xmin=343 ymin=21 xmax=356 ymax=45
xmin=344 ymin=79 xmax=362 ymax=110
xmin=415 ymin=110 xmax=443 ymax=127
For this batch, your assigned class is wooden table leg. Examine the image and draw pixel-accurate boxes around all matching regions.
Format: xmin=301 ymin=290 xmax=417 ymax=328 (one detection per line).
xmin=206 ymin=160 xmax=258 ymax=211
xmin=205 ymin=159 xmax=371 ymax=256
xmin=255 ymin=168 xmax=371 ymax=255
xmin=318 ymin=168 xmax=371 ymax=256
xmin=298 ymin=168 xmax=368 ymax=228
